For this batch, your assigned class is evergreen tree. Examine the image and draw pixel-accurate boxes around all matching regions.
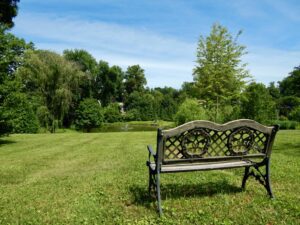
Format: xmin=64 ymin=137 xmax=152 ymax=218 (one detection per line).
xmin=193 ymin=23 xmax=250 ymax=121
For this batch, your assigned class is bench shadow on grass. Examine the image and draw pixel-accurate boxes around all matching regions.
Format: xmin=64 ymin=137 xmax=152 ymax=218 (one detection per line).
xmin=129 ymin=179 xmax=243 ymax=208
xmin=0 ymin=139 xmax=16 ymax=146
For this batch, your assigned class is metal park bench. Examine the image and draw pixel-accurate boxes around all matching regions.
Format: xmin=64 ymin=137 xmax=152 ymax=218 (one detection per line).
xmin=146 ymin=119 xmax=279 ymax=215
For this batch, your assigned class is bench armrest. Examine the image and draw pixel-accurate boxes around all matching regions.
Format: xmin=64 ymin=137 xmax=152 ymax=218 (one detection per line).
xmin=147 ymin=145 xmax=156 ymax=162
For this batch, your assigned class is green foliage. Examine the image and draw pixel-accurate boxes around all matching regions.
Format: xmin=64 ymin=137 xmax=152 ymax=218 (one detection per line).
xmin=75 ymin=98 xmax=103 ymax=132
xmin=95 ymin=61 xmax=124 ymax=106
xmin=288 ymin=107 xmax=300 ymax=122
xmin=0 ymin=27 xmax=33 ymax=86
xmin=0 ymin=29 xmax=33 ymax=135
xmin=212 ymin=104 xmax=241 ymax=123
xmin=103 ymin=103 xmax=122 ymax=123
xmin=277 ymin=96 xmax=300 ymax=118
xmin=154 ymin=87 xmax=181 ymax=121
xmin=125 ymin=91 xmax=157 ymax=121
xmin=0 ymin=108 xmax=12 ymax=136
xmin=268 ymin=82 xmax=281 ymax=99
xmin=279 ymin=66 xmax=300 ymax=97
xmin=4 ymin=24 xmax=300 ymax=131
xmin=124 ymin=65 xmax=147 ymax=96
xmin=272 ymin=120 xmax=298 ymax=130
xmin=0 ymin=0 xmax=19 ymax=28
xmin=180 ymin=82 xmax=199 ymax=99
xmin=17 ymin=50 xmax=83 ymax=132
xmin=174 ymin=98 xmax=208 ymax=125
xmin=36 ymin=106 xmax=52 ymax=130
xmin=193 ymin=23 xmax=250 ymax=104
xmin=3 ymin=92 xmax=39 ymax=133
xmin=63 ymin=49 xmax=98 ymax=99
xmin=241 ymin=82 xmax=276 ymax=123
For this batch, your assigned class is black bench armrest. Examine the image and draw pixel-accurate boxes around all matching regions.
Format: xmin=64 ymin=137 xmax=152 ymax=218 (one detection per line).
xmin=147 ymin=145 xmax=156 ymax=165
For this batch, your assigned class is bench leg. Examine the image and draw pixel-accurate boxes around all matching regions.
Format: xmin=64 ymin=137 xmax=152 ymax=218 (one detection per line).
xmin=148 ymin=168 xmax=157 ymax=196
xmin=243 ymin=158 xmax=274 ymax=198
xmin=148 ymin=168 xmax=153 ymax=195
xmin=148 ymin=168 xmax=163 ymax=215
xmin=241 ymin=166 xmax=250 ymax=189
xmin=265 ymin=158 xmax=274 ymax=198
xmin=156 ymin=172 xmax=163 ymax=216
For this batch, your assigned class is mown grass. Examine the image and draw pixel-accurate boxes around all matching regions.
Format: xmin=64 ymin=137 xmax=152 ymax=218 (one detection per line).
xmin=0 ymin=130 xmax=299 ymax=224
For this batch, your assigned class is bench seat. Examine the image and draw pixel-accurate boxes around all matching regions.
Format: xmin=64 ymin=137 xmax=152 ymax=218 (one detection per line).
xmin=149 ymin=160 xmax=255 ymax=173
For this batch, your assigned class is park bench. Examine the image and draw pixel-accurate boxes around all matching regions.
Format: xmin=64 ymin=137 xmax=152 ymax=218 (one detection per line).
xmin=146 ymin=119 xmax=279 ymax=215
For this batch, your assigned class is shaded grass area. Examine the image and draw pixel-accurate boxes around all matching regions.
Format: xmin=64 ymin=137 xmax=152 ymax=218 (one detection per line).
xmin=0 ymin=131 xmax=299 ymax=224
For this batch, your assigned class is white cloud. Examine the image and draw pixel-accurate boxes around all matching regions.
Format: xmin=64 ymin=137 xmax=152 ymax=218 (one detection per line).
xmin=245 ymin=47 xmax=300 ymax=84
xmin=12 ymin=11 xmax=299 ymax=88
xmin=13 ymin=12 xmax=195 ymax=88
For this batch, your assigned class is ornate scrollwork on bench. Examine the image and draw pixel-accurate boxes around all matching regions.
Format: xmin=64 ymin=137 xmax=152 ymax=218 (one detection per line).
xmin=181 ymin=128 xmax=210 ymax=158
xmin=163 ymin=126 xmax=270 ymax=161
xmin=228 ymin=127 xmax=254 ymax=155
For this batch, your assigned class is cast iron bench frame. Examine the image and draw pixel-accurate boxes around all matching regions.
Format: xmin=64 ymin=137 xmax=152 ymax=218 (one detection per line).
xmin=146 ymin=119 xmax=279 ymax=215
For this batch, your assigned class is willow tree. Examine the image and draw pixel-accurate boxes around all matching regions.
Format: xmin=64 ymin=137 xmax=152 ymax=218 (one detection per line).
xmin=63 ymin=49 xmax=98 ymax=99
xmin=17 ymin=50 xmax=84 ymax=132
xmin=193 ymin=23 xmax=251 ymax=122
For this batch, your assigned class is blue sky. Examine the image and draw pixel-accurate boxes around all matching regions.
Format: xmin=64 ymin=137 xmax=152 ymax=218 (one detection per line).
xmin=12 ymin=0 xmax=300 ymax=88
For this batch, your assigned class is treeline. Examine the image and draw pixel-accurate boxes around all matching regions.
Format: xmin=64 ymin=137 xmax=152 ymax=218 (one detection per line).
xmin=1 ymin=15 xmax=300 ymax=134
xmin=0 ymin=34 xmax=181 ymax=133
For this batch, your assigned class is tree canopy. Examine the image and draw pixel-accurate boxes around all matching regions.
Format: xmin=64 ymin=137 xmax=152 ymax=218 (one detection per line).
xmin=193 ymin=23 xmax=250 ymax=103
xmin=1 ymin=18 xmax=300 ymax=134
xmin=0 ymin=0 xmax=20 ymax=28
xmin=124 ymin=65 xmax=147 ymax=96
xmin=279 ymin=66 xmax=300 ymax=97
xmin=17 ymin=50 xmax=84 ymax=132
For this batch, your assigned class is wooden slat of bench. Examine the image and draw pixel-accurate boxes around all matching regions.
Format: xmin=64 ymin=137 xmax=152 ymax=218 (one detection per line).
xmin=162 ymin=119 xmax=274 ymax=138
xmin=150 ymin=160 xmax=255 ymax=173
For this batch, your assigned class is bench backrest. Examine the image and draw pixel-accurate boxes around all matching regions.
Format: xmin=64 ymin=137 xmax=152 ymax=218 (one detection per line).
xmin=156 ymin=119 xmax=279 ymax=165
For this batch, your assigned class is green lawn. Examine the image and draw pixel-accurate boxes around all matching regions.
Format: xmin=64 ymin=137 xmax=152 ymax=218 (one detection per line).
xmin=0 ymin=131 xmax=299 ymax=224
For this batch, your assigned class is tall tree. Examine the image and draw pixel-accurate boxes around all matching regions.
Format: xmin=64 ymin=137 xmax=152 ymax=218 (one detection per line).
xmin=268 ymin=82 xmax=281 ymax=99
xmin=95 ymin=61 xmax=124 ymax=106
xmin=193 ymin=23 xmax=250 ymax=121
xmin=0 ymin=27 xmax=33 ymax=85
xmin=17 ymin=50 xmax=84 ymax=132
xmin=0 ymin=27 xmax=33 ymax=136
xmin=279 ymin=66 xmax=300 ymax=97
xmin=124 ymin=65 xmax=146 ymax=96
xmin=241 ymin=82 xmax=276 ymax=123
xmin=63 ymin=49 xmax=98 ymax=98
xmin=0 ymin=0 xmax=20 ymax=28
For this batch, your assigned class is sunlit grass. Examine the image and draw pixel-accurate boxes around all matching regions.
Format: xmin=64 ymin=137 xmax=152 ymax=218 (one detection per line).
xmin=0 ymin=130 xmax=299 ymax=224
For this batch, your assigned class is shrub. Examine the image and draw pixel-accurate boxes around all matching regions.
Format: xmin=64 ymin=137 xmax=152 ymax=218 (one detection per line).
xmin=241 ymin=82 xmax=276 ymax=124
xmin=0 ymin=109 xmax=12 ymax=136
xmin=174 ymin=98 xmax=208 ymax=125
xmin=75 ymin=98 xmax=103 ymax=132
xmin=288 ymin=107 xmax=300 ymax=122
xmin=103 ymin=103 xmax=122 ymax=123
xmin=122 ymin=109 xmax=137 ymax=121
xmin=272 ymin=120 xmax=298 ymax=130
xmin=3 ymin=92 xmax=39 ymax=133
xmin=125 ymin=91 xmax=157 ymax=121
xmin=277 ymin=96 xmax=300 ymax=118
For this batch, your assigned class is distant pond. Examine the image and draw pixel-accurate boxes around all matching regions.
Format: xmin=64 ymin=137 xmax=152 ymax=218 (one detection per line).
xmin=91 ymin=123 xmax=173 ymax=132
